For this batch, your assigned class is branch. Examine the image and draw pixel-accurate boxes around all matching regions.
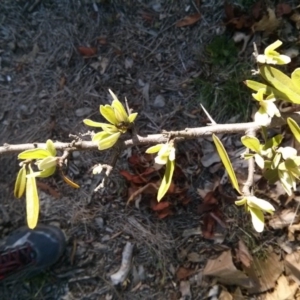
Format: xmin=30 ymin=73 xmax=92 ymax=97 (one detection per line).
xmin=2 ymin=113 xmax=295 ymax=156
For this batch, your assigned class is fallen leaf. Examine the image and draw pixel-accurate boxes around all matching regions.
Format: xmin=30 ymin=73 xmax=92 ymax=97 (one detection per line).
xmin=179 ymin=281 xmax=191 ymax=299
xmin=244 ymin=252 xmax=283 ymax=294
xmin=203 ymin=250 xmax=253 ymax=288
xmin=253 ymin=8 xmax=281 ymax=34
xmin=236 ymin=240 xmax=253 ymax=268
xmin=78 ymin=46 xmax=97 ymax=57
xmin=276 ymin=3 xmax=292 ymax=17
xmin=176 ymin=267 xmax=195 ymax=280
xmin=176 ymin=13 xmax=201 ymax=27
xmin=219 ymin=289 xmax=233 ymax=300
xmin=36 ymin=181 xmax=60 ymax=199
xmin=269 ymin=209 xmax=299 ymax=229
xmin=151 ymin=201 xmax=170 ymax=211
xmin=263 ymin=275 xmax=298 ymax=300
xmin=127 ymin=182 xmax=159 ymax=203
xmin=284 ymin=251 xmax=300 ymax=284
xmin=290 ymin=12 xmax=300 ymax=29
xmin=251 ymin=0 xmax=264 ymax=20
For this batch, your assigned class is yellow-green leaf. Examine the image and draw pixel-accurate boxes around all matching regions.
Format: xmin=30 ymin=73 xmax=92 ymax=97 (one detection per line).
xmin=247 ymin=196 xmax=275 ymax=214
xmin=212 ymin=134 xmax=241 ymax=194
xmin=245 ymin=80 xmax=283 ymax=99
xmin=46 ymin=139 xmax=56 ymax=156
xmin=287 ymin=117 xmax=300 ymax=143
xmin=14 ymin=165 xmax=27 ymax=198
xmin=100 ymin=105 xmax=118 ymax=125
xmin=98 ymin=132 xmax=121 ymax=150
xmin=235 ymin=198 xmax=247 ymax=206
xmin=18 ymin=149 xmax=50 ymax=160
xmin=263 ymin=134 xmax=283 ymax=150
xmin=37 ymin=156 xmax=57 ymax=170
xmin=241 ymin=136 xmax=261 ymax=152
xmin=36 ymin=166 xmax=56 ymax=178
xmin=26 ymin=165 xmax=39 ymax=229
xmin=249 ymin=206 xmax=265 ymax=232
xmin=83 ymin=119 xmax=106 ymax=127
xmin=157 ymin=159 xmax=175 ymax=202
xmin=109 ymin=90 xmax=129 ymax=123
xmin=128 ymin=112 xmax=138 ymax=123
xmin=146 ymin=144 xmax=164 ymax=154
xmin=260 ymin=65 xmax=300 ymax=104
xmin=254 ymin=154 xmax=265 ymax=169
xmin=291 ymin=68 xmax=300 ymax=87
xmin=271 ymin=152 xmax=281 ymax=169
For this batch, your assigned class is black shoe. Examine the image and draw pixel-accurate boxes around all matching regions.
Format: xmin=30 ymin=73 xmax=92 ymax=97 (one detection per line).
xmin=0 ymin=224 xmax=66 ymax=282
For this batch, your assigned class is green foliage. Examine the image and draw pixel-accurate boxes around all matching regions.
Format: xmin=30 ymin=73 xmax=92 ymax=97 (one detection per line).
xmin=206 ymin=36 xmax=238 ymax=66
xmin=212 ymin=134 xmax=241 ymax=194
xmin=146 ymin=143 xmax=176 ymax=201
xmin=15 ymin=140 xmax=58 ymax=229
xmin=84 ymin=89 xmax=138 ymax=150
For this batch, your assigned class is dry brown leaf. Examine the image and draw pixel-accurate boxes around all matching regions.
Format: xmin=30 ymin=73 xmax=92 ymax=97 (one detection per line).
xmin=290 ymin=12 xmax=300 ymax=29
xmin=285 ymin=251 xmax=300 ymax=284
xmin=244 ymin=252 xmax=283 ymax=294
xmin=179 ymin=281 xmax=191 ymax=299
xmin=77 ymin=46 xmax=97 ymax=56
xmin=219 ymin=290 xmax=233 ymax=300
xmin=269 ymin=209 xmax=299 ymax=229
xmin=203 ymin=250 xmax=253 ymax=288
xmin=236 ymin=240 xmax=253 ymax=268
xmin=176 ymin=13 xmax=201 ymax=27
xmin=36 ymin=181 xmax=60 ymax=199
xmin=263 ymin=275 xmax=298 ymax=300
xmin=176 ymin=267 xmax=195 ymax=280
xmin=276 ymin=3 xmax=292 ymax=17
xmin=253 ymin=8 xmax=281 ymax=34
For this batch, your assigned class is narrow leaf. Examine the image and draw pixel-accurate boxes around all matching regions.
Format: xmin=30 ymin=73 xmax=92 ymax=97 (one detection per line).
xmin=146 ymin=144 xmax=164 ymax=154
xmin=18 ymin=149 xmax=50 ymax=160
xmin=61 ymin=171 xmax=80 ymax=189
xmin=157 ymin=159 xmax=175 ymax=202
xmin=212 ymin=134 xmax=241 ymax=194
xmin=26 ymin=165 xmax=39 ymax=229
xmin=14 ymin=165 xmax=27 ymax=198
xmin=287 ymin=117 xmax=300 ymax=143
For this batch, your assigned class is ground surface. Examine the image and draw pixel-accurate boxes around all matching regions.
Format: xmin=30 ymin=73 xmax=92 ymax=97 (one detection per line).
xmin=0 ymin=0 xmax=300 ymax=299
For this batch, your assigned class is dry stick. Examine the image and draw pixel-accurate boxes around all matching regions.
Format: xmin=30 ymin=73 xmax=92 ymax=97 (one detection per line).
xmin=110 ymin=242 xmax=134 ymax=285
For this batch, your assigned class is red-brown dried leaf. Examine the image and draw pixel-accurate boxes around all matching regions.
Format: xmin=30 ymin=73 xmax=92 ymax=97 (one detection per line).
xmin=36 ymin=181 xmax=60 ymax=199
xmin=78 ymin=46 xmax=97 ymax=56
xmin=151 ymin=201 xmax=170 ymax=211
xmin=176 ymin=267 xmax=195 ymax=280
xmin=251 ymin=0 xmax=263 ymax=20
xmin=97 ymin=36 xmax=107 ymax=45
xmin=224 ymin=1 xmax=235 ymax=20
xmin=157 ymin=207 xmax=173 ymax=219
xmin=120 ymin=170 xmax=146 ymax=184
xmin=202 ymin=214 xmax=216 ymax=239
xmin=176 ymin=13 xmax=201 ymax=27
xmin=276 ymin=3 xmax=292 ymax=17
xmin=127 ymin=182 xmax=159 ymax=203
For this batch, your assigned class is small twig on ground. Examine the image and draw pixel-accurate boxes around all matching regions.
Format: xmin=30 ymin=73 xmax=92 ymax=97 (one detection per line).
xmin=110 ymin=242 xmax=134 ymax=285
